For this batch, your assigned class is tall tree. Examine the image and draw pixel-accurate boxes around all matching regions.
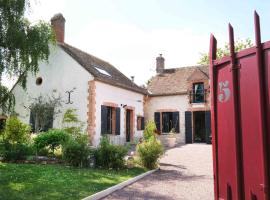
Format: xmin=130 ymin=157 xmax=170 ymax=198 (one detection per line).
xmin=0 ymin=0 xmax=55 ymax=114
xmin=198 ymin=38 xmax=253 ymax=65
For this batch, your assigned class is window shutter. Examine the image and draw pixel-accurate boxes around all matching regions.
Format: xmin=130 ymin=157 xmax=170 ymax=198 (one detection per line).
xmin=154 ymin=112 xmax=160 ymax=132
xmin=205 ymin=111 xmax=211 ymax=144
xmin=0 ymin=119 xmax=5 ymax=132
xmin=44 ymin=108 xmax=54 ymax=131
xmin=172 ymin=112 xmax=180 ymax=133
xmin=141 ymin=117 xmax=145 ymax=130
xmin=115 ymin=107 xmax=121 ymax=135
xmin=101 ymin=105 xmax=108 ymax=135
xmin=29 ymin=110 xmax=35 ymax=132
xmin=185 ymin=111 xmax=192 ymax=143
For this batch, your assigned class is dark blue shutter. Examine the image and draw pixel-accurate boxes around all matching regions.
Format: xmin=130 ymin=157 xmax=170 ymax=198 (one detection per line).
xmin=44 ymin=108 xmax=54 ymax=131
xmin=101 ymin=105 xmax=108 ymax=135
xmin=205 ymin=111 xmax=211 ymax=144
xmin=154 ymin=112 xmax=160 ymax=132
xmin=162 ymin=113 xmax=169 ymax=133
xmin=116 ymin=107 xmax=121 ymax=135
xmin=172 ymin=112 xmax=180 ymax=133
xmin=141 ymin=117 xmax=145 ymax=130
xmin=185 ymin=111 xmax=192 ymax=143
xmin=29 ymin=110 xmax=35 ymax=132
xmin=0 ymin=119 xmax=6 ymax=132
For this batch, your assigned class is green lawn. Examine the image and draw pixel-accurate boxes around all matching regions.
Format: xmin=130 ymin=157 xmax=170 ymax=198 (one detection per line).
xmin=0 ymin=163 xmax=146 ymax=200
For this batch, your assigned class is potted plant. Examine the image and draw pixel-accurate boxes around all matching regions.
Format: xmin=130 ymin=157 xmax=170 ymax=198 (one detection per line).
xmin=167 ymin=128 xmax=176 ymax=147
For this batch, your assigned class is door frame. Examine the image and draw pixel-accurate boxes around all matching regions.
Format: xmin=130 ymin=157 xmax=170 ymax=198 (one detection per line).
xmin=193 ymin=111 xmax=206 ymax=143
xmin=125 ymin=107 xmax=134 ymax=142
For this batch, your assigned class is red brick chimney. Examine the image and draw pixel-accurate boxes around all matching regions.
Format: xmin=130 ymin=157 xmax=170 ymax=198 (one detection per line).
xmin=156 ymin=54 xmax=165 ymax=73
xmin=51 ymin=13 xmax=66 ymax=43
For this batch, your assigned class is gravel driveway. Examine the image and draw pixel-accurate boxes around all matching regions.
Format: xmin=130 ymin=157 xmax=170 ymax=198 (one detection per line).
xmin=102 ymin=144 xmax=214 ymax=200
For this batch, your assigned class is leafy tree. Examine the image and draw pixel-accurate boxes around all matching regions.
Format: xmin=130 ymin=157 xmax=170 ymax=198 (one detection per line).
xmin=0 ymin=0 xmax=55 ymax=114
xmin=62 ymin=109 xmax=80 ymax=124
xmin=62 ymin=109 xmax=83 ymax=136
xmin=198 ymin=38 xmax=253 ymax=65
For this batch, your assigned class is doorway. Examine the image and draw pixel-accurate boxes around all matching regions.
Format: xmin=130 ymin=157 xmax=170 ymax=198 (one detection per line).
xmin=126 ymin=109 xmax=132 ymax=142
xmin=193 ymin=111 xmax=206 ymax=143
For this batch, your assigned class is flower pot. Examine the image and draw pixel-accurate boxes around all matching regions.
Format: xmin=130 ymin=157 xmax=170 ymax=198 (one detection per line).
xmin=167 ymin=137 xmax=176 ymax=147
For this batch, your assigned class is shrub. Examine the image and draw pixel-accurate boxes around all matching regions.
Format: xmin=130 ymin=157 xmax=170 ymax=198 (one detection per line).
xmin=2 ymin=142 xmax=34 ymax=161
xmin=136 ymin=137 xmax=163 ymax=169
xmin=34 ymin=129 xmax=69 ymax=155
xmin=63 ymin=140 xmax=93 ymax=167
xmin=136 ymin=121 xmax=164 ymax=169
xmin=0 ymin=142 xmax=4 ymax=157
xmin=36 ymin=147 xmax=49 ymax=156
xmin=95 ymin=137 xmax=128 ymax=169
xmin=3 ymin=117 xmax=31 ymax=144
xmin=143 ymin=120 xmax=157 ymax=140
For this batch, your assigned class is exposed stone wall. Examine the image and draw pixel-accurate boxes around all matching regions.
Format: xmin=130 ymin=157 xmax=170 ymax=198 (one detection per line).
xmin=87 ymin=80 xmax=96 ymax=143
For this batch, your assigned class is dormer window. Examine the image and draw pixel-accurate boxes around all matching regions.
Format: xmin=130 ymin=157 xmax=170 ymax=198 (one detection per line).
xmin=191 ymin=82 xmax=205 ymax=103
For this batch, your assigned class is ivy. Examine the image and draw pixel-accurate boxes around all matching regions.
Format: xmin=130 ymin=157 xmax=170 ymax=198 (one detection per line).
xmin=27 ymin=95 xmax=62 ymax=133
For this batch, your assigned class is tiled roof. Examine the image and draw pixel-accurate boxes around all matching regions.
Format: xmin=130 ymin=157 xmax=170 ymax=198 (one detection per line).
xmin=147 ymin=65 xmax=209 ymax=96
xmin=59 ymin=43 xmax=147 ymax=94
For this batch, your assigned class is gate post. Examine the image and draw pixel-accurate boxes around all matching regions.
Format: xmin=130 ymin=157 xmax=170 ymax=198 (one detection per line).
xmin=209 ymin=34 xmax=218 ymax=200
xmin=254 ymin=11 xmax=269 ymax=199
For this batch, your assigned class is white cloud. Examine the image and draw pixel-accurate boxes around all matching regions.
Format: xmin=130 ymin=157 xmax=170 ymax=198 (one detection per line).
xmin=69 ymin=20 xmax=211 ymax=85
xmin=2 ymin=1 xmax=229 ymax=88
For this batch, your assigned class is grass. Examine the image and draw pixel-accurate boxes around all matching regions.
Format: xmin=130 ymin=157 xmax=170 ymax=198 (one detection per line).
xmin=0 ymin=163 xmax=146 ymax=200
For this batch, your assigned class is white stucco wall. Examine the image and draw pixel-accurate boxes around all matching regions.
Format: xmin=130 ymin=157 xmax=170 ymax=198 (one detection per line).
xmin=145 ymin=95 xmax=189 ymax=144
xmin=94 ymin=81 xmax=144 ymax=146
xmin=12 ymin=45 xmax=93 ymax=130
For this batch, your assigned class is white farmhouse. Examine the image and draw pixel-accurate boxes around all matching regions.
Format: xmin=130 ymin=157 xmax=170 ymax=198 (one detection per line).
xmin=12 ymin=14 xmax=146 ymax=146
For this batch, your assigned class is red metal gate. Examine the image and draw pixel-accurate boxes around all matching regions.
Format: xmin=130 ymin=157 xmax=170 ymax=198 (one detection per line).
xmin=210 ymin=11 xmax=270 ymax=200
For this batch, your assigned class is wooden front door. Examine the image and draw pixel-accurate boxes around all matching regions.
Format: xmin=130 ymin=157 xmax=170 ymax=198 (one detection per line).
xmin=126 ymin=110 xmax=131 ymax=142
xmin=193 ymin=111 xmax=206 ymax=143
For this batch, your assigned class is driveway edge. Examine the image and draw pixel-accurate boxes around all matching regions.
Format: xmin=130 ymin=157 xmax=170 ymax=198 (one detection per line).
xmin=82 ymin=168 xmax=159 ymax=200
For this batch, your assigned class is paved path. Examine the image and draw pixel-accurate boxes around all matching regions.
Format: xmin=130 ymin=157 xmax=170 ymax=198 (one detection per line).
xmin=102 ymin=144 xmax=214 ymax=200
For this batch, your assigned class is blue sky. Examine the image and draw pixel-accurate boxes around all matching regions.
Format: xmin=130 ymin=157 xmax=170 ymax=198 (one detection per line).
xmin=4 ymin=0 xmax=270 ymax=87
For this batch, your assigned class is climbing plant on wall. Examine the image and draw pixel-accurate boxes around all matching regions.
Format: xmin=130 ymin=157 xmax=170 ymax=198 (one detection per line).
xmin=27 ymin=95 xmax=62 ymax=133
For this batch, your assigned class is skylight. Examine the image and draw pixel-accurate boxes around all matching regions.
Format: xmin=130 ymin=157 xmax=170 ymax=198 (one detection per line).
xmin=94 ymin=66 xmax=111 ymax=77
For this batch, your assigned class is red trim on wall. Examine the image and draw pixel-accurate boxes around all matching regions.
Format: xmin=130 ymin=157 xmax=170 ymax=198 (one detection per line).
xmin=103 ymin=102 xmax=119 ymax=107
